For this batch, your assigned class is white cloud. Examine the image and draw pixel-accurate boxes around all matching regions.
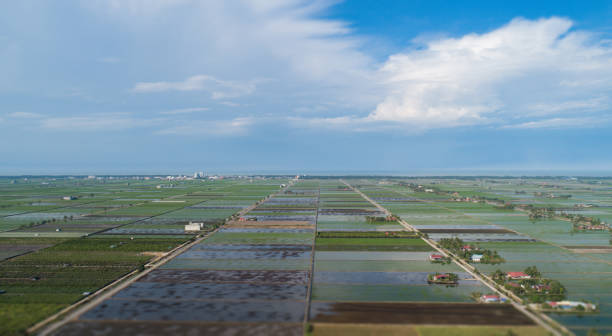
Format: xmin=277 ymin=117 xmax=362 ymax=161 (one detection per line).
xmin=133 ymin=75 xmax=257 ymax=99
xmin=159 ymin=107 xmax=209 ymax=115
xmin=219 ymin=101 xmax=242 ymax=107
xmin=88 ymin=0 xmax=378 ymax=108
xmin=526 ymin=97 xmax=608 ymax=116
xmin=41 ymin=115 xmax=160 ymax=131
xmin=7 ymin=112 xmax=42 ymax=118
xmin=504 ymin=117 xmax=604 ymax=129
xmin=370 ymin=17 xmax=612 ymax=129
xmin=156 ymin=117 xmax=253 ymax=136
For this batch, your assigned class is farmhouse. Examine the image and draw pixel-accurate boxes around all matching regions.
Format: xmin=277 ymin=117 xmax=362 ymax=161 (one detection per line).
xmin=480 ymin=294 xmax=507 ymax=303
xmin=547 ymin=301 xmax=596 ymax=311
xmin=471 ymin=254 xmax=483 ymax=262
xmin=506 ymin=271 xmax=531 ymax=280
xmin=429 ymin=254 xmax=444 ymax=261
xmin=184 ymin=221 xmax=205 ymax=232
xmin=433 ymin=274 xmax=450 ymax=281
xmin=532 ymin=284 xmax=551 ymax=292
xmin=461 ymin=245 xmax=474 ymax=252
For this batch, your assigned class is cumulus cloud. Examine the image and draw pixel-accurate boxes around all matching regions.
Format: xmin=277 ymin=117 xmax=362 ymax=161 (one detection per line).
xmin=88 ymin=0 xmax=377 ymax=107
xmin=7 ymin=112 xmax=42 ymax=118
xmin=369 ymin=17 xmax=612 ymax=128
xmin=133 ymin=75 xmax=258 ymax=99
xmin=41 ymin=115 xmax=160 ymax=131
xmin=156 ymin=117 xmax=253 ymax=136
xmin=503 ymin=117 xmax=604 ymax=129
xmin=159 ymin=107 xmax=209 ymax=115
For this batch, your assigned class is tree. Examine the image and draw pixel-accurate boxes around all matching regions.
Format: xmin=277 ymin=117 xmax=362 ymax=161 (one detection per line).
xmin=587 ymin=328 xmax=602 ymax=336
xmin=524 ymin=266 xmax=541 ymax=279
xmin=492 ymin=269 xmax=506 ymax=283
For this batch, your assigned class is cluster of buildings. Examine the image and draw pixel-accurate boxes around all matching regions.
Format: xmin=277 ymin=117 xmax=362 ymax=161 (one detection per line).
xmin=545 ymin=301 xmax=596 ymax=311
xmin=574 ymin=223 xmax=609 ymax=231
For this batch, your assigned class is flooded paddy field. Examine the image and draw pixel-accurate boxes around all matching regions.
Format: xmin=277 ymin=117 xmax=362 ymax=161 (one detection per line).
xmin=310 ymin=302 xmax=534 ymax=325
xmin=306 ymin=180 xmax=520 ymax=335
xmin=7 ymin=177 xmax=611 ymax=335
xmin=140 ymin=269 xmax=310 ymax=284
xmin=81 ymin=299 xmax=306 ymax=322
xmin=0 ymin=177 xmax=289 ymax=335
xmin=363 ymin=177 xmax=612 ymax=336
xmin=54 ymin=321 xmax=303 ymax=336
xmin=50 ymin=179 xmax=314 ymax=335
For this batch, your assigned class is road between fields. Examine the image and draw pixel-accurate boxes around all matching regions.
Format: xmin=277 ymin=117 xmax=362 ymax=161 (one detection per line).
xmin=341 ymin=180 xmax=570 ymax=336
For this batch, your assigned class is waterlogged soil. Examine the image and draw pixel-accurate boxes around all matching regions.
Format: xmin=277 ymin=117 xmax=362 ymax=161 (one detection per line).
xmin=249 ymin=209 xmax=315 ymax=214
xmin=224 ymin=220 xmax=313 ymax=228
xmin=187 ymin=206 xmax=244 ymax=209
xmin=314 ymin=271 xmax=476 ymax=285
xmin=419 ymin=228 xmax=513 ymax=234
xmin=193 ymin=244 xmax=311 ymax=252
xmin=106 ymin=228 xmax=186 ymax=235
xmin=177 ymin=250 xmax=311 ymax=260
xmin=309 ymin=302 xmax=535 ymax=325
xmin=428 ymin=233 xmax=536 ymax=242
xmin=140 ymin=269 xmax=310 ymax=284
xmin=115 ymin=282 xmax=308 ymax=301
xmin=246 ymin=215 xmax=315 ymax=222
xmin=315 ymin=251 xmax=432 ymax=261
xmin=319 ymin=209 xmax=383 ymax=215
xmin=81 ymin=299 xmax=306 ymax=322
xmin=53 ymin=321 xmax=303 ymax=336
xmin=219 ymin=228 xmax=314 ymax=233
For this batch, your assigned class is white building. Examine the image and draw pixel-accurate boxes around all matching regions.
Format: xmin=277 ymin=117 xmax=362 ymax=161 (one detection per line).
xmin=547 ymin=301 xmax=596 ymax=311
xmin=185 ymin=221 xmax=205 ymax=232
xmin=471 ymin=254 xmax=483 ymax=262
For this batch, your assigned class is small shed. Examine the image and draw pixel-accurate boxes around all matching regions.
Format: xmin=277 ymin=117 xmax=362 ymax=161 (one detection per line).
xmin=471 ymin=254 xmax=483 ymax=262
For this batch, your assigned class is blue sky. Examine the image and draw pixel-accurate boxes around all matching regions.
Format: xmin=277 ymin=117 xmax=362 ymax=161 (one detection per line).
xmin=1 ymin=0 xmax=611 ymax=175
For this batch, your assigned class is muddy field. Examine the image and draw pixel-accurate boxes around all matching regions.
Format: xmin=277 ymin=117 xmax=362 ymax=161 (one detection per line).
xmin=82 ymin=299 xmax=306 ymax=322
xmin=139 ymin=269 xmax=310 ymax=284
xmin=319 ymin=209 xmax=382 ymax=215
xmin=53 ymin=321 xmax=303 ymax=336
xmin=419 ymin=228 xmax=513 ymax=234
xmin=177 ymin=249 xmax=311 ymax=260
xmin=114 ymin=282 xmax=308 ymax=301
xmin=309 ymin=302 xmax=535 ymax=325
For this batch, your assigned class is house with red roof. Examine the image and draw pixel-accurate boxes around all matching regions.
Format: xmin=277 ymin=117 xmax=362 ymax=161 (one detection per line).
xmin=506 ymin=271 xmax=531 ymax=280
xmin=429 ymin=254 xmax=444 ymax=261
xmin=433 ymin=274 xmax=449 ymax=281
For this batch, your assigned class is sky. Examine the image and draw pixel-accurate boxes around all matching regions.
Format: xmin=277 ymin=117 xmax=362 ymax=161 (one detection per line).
xmin=1 ymin=0 xmax=611 ymax=175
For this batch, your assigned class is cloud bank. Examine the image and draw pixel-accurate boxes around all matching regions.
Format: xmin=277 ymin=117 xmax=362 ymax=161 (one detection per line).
xmin=369 ymin=17 xmax=612 ymax=129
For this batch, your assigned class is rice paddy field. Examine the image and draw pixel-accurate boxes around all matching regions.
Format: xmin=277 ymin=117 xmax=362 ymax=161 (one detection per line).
xmin=0 ymin=176 xmax=288 ymax=335
xmin=3 ymin=176 xmax=611 ymax=335
xmin=358 ymin=177 xmax=612 ymax=336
